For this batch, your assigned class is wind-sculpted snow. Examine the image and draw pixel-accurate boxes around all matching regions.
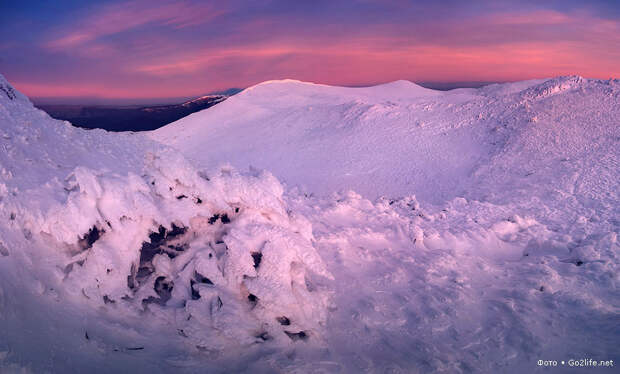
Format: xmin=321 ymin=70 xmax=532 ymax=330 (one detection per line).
xmin=0 ymin=74 xmax=332 ymax=372
xmin=1 ymin=74 xmax=619 ymax=372
xmin=287 ymin=191 xmax=618 ymax=373
xmin=49 ymin=152 xmax=331 ymax=340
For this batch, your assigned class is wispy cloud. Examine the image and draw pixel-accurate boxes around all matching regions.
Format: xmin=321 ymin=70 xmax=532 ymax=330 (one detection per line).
xmin=46 ymin=0 xmax=225 ymax=49
xmin=488 ymin=10 xmax=572 ymax=25
xmin=129 ymin=9 xmax=619 ymax=81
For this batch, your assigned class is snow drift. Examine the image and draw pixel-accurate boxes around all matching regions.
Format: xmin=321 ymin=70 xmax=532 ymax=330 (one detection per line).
xmin=1 ymin=74 xmax=619 ymax=373
xmin=0 ymin=74 xmax=331 ymax=372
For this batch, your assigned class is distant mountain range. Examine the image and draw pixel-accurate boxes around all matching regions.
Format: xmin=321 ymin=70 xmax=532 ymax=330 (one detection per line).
xmin=36 ymin=94 xmax=233 ymax=132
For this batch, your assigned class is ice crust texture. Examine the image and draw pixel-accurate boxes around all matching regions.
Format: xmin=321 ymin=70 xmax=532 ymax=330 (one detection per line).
xmin=1 ymin=73 xmax=619 ymax=373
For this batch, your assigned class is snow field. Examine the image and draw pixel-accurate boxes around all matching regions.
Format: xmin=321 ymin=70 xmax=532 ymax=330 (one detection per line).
xmin=0 ymin=73 xmax=618 ymax=372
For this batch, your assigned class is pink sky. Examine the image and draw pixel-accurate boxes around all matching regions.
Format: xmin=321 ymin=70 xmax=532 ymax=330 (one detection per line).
xmin=1 ymin=1 xmax=618 ymax=102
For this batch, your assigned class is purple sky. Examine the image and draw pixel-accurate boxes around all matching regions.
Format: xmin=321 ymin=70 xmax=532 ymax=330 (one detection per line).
xmin=1 ymin=0 xmax=618 ymax=103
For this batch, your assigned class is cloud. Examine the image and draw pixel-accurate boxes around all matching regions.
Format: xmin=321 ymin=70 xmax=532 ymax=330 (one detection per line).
xmin=488 ymin=10 xmax=572 ymax=25
xmin=128 ymin=9 xmax=619 ymax=81
xmin=46 ymin=0 xmax=225 ymax=49
xmin=7 ymin=1 xmax=618 ymax=100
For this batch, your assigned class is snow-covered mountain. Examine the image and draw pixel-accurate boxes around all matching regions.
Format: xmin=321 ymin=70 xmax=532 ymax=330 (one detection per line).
xmin=152 ymin=77 xmax=618 ymax=209
xmin=1 ymin=73 xmax=619 ymax=373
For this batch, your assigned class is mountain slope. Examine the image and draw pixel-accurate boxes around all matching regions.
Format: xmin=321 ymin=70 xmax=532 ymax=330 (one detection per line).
xmin=152 ymin=77 xmax=618 ymax=209
xmin=153 ymin=79 xmax=467 ymax=204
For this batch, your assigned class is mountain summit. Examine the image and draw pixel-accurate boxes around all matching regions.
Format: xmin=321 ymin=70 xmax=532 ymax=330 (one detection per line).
xmin=1 ymin=75 xmax=618 ymax=373
xmin=152 ymin=77 xmax=619 ymax=205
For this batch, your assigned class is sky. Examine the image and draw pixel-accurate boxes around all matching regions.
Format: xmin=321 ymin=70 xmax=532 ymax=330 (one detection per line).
xmin=0 ymin=0 xmax=619 ymax=104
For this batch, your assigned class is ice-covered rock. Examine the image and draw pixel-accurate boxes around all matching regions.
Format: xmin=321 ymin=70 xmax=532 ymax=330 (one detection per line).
xmin=0 ymin=76 xmax=332 ymax=371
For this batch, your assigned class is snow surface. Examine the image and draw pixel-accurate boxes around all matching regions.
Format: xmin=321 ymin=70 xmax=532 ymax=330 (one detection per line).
xmin=1 ymin=73 xmax=619 ymax=373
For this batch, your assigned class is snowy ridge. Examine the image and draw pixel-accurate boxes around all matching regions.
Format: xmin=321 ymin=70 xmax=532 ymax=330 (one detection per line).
xmin=241 ymin=78 xmax=439 ymax=98
xmin=1 ymin=75 xmax=619 ymax=372
xmin=181 ymin=95 xmax=227 ymax=107
xmin=152 ymin=76 xmax=619 ymax=205
xmin=519 ymin=75 xmax=586 ymax=100
xmin=0 ymin=74 xmax=28 ymax=105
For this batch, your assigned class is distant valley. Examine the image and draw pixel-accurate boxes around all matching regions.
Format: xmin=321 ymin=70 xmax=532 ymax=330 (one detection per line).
xmin=36 ymin=94 xmax=233 ymax=132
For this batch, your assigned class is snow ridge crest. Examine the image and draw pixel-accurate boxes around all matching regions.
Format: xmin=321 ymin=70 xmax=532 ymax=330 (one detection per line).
xmin=518 ymin=75 xmax=620 ymax=103
xmin=0 ymin=74 xmax=18 ymax=101
xmin=0 ymin=73 xmax=31 ymax=107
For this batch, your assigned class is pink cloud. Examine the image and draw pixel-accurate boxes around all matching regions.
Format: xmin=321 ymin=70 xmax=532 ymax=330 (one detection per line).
xmin=127 ymin=8 xmax=619 ymax=83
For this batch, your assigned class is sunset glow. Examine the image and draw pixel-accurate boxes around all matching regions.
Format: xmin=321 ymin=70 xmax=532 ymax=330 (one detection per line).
xmin=1 ymin=0 xmax=618 ymax=102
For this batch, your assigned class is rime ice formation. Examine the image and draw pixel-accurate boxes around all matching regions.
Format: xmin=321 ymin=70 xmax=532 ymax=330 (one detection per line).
xmin=0 ymin=74 xmax=331 ymax=373
xmin=2 ymin=74 xmax=619 ymax=373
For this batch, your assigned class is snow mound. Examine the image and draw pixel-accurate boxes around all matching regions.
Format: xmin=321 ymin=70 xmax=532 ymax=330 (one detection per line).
xmin=240 ymin=78 xmax=437 ymax=101
xmin=0 ymin=77 xmax=332 ymax=370
xmin=42 ymin=153 xmax=330 ymax=348
xmin=151 ymin=79 xmax=475 ymax=204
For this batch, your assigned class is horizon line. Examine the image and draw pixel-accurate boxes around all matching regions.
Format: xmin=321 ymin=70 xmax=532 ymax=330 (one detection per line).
xmin=28 ymin=80 xmax=506 ymax=106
